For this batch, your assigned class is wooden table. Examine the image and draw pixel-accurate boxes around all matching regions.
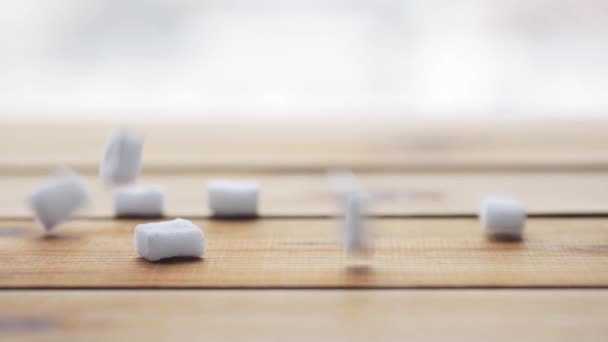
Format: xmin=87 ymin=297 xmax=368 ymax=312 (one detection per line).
xmin=1 ymin=121 xmax=607 ymax=341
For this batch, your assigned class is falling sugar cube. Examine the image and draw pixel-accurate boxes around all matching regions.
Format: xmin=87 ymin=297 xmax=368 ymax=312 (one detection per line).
xmin=343 ymin=192 xmax=372 ymax=256
xmin=27 ymin=170 xmax=90 ymax=231
xmin=99 ymin=129 xmax=144 ymax=185
xmin=479 ymin=196 xmax=526 ymax=240
xmin=134 ymin=218 xmax=205 ymax=262
xmin=208 ymin=180 xmax=259 ymax=217
xmin=114 ymin=185 xmax=164 ymax=218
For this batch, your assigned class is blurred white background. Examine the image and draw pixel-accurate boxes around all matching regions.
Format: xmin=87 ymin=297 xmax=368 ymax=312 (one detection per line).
xmin=1 ymin=0 xmax=607 ymax=122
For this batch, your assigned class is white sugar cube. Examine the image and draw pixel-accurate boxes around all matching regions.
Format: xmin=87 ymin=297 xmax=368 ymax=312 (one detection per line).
xmin=114 ymin=185 xmax=164 ymax=217
xmin=343 ymin=192 xmax=372 ymax=256
xmin=479 ymin=196 xmax=526 ymax=239
xmin=27 ymin=170 xmax=89 ymax=230
xmin=208 ymin=180 xmax=259 ymax=217
xmin=99 ymin=129 xmax=144 ymax=185
xmin=134 ymin=218 xmax=204 ymax=262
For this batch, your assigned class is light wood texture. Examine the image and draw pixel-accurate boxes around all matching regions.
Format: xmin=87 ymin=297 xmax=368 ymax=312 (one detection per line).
xmin=3 ymin=172 xmax=608 ymax=218
xmin=2 ymin=121 xmax=608 ymax=172
xmin=1 ymin=218 xmax=607 ymax=288
xmin=1 ymin=122 xmax=607 ymax=340
xmin=1 ymin=290 xmax=607 ymax=342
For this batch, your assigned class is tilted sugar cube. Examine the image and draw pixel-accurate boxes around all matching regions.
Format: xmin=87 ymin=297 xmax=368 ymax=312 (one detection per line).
xmin=27 ymin=170 xmax=90 ymax=231
xmin=343 ymin=192 xmax=372 ymax=256
xmin=208 ymin=180 xmax=259 ymax=217
xmin=99 ymin=129 xmax=144 ymax=185
xmin=114 ymin=185 xmax=164 ymax=217
xmin=134 ymin=218 xmax=204 ymax=262
xmin=479 ymin=196 xmax=526 ymax=240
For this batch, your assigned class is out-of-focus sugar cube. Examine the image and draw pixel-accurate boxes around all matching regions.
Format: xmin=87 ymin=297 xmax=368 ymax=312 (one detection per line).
xmin=100 ymin=129 xmax=144 ymax=185
xmin=208 ymin=180 xmax=259 ymax=217
xmin=114 ymin=185 xmax=164 ymax=217
xmin=27 ymin=170 xmax=90 ymax=231
xmin=343 ymin=192 xmax=372 ymax=256
xmin=479 ymin=196 xmax=526 ymax=240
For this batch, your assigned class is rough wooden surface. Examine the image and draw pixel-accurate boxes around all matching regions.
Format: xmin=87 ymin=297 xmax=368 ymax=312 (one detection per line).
xmin=3 ymin=172 xmax=608 ymax=218
xmin=2 ymin=121 xmax=608 ymax=172
xmin=1 ymin=290 xmax=607 ymax=342
xmin=1 ymin=218 xmax=607 ymax=288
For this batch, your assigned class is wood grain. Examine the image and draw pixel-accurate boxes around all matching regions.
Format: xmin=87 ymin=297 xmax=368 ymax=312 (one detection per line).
xmin=2 ymin=122 xmax=606 ymax=341
xmin=2 ymin=121 xmax=608 ymax=172
xmin=1 ymin=290 xmax=607 ymax=342
xmin=1 ymin=218 xmax=607 ymax=288
xmin=3 ymin=172 xmax=608 ymax=218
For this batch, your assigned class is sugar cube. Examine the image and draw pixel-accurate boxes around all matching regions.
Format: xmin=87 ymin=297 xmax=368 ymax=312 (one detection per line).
xmin=114 ymin=185 xmax=164 ymax=217
xmin=208 ymin=180 xmax=259 ymax=217
xmin=99 ymin=129 xmax=144 ymax=185
xmin=134 ymin=218 xmax=204 ymax=262
xmin=27 ymin=170 xmax=89 ymax=230
xmin=479 ymin=196 xmax=526 ymax=240
xmin=343 ymin=192 xmax=372 ymax=256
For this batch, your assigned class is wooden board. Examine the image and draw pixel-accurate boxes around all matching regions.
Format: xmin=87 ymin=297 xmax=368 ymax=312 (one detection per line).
xmin=2 ymin=121 xmax=607 ymax=341
xmin=1 ymin=290 xmax=607 ymax=342
xmin=3 ymin=172 xmax=608 ymax=218
xmin=2 ymin=121 xmax=608 ymax=172
xmin=1 ymin=218 xmax=607 ymax=288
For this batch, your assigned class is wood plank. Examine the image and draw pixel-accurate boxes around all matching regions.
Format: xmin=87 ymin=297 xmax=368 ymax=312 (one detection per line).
xmin=1 ymin=172 xmax=607 ymax=218
xmin=1 ymin=290 xmax=607 ymax=342
xmin=2 ymin=121 xmax=608 ymax=172
xmin=1 ymin=218 xmax=607 ymax=288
